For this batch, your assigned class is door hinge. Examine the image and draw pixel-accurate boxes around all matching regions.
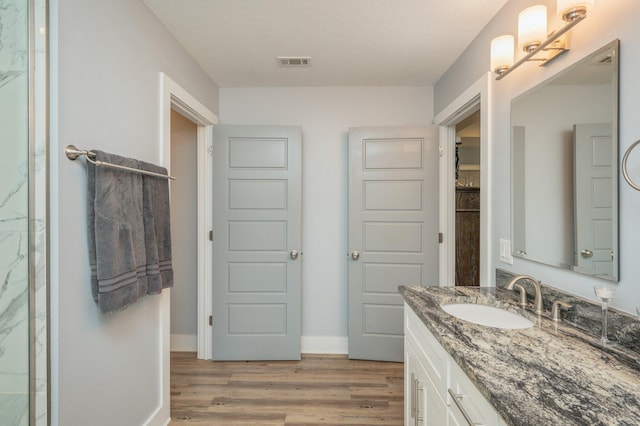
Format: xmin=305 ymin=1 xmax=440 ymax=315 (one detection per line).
xmin=209 ymin=230 xmax=213 ymax=241
xmin=207 ymin=146 xmax=213 ymax=156
xmin=438 ymin=232 xmax=443 ymax=244
xmin=208 ymin=315 xmax=213 ymax=326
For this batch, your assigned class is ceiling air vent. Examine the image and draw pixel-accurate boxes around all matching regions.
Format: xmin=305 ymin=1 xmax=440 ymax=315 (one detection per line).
xmin=277 ymin=56 xmax=312 ymax=67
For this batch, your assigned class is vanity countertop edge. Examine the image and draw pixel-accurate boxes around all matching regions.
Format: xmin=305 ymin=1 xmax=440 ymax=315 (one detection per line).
xmin=400 ymin=285 xmax=640 ymax=426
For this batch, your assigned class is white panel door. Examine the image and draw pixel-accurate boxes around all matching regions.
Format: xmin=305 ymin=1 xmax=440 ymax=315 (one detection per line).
xmin=212 ymin=125 xmax=302 ymax=360
xmin=574 ymin=123 xmax=616 ymax=279
xmin=349 ymin=127 xmax=438 ymax=362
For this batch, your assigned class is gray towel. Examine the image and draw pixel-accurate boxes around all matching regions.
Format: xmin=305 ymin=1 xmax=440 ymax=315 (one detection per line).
xmin=140 ymin=161 xmax=174 ymax=294
xmin=87 ymin=151 xmax=148 ymax=313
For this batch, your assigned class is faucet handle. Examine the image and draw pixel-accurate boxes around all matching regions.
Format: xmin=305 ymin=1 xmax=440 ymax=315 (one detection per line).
xmin=551 ymin=300 xmax=572 ymax=321
xmin=514 ymin=284 xmax=528 ymax=308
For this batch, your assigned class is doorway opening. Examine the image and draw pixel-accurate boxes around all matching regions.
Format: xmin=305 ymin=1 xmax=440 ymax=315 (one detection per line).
xmin=434 ymin=73 xmax=492 ymax=287
xmin=169 ymin=110 xmax=199 ymax=350
xmin=157 ymin=73 xmax=217 ymax=424
xmin=454 ymin=111 xmax=481 ymax=286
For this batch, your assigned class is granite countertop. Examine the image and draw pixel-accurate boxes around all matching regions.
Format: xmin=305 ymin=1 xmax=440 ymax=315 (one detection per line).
xmin=400 ymin=285 xmax=640 ymax=426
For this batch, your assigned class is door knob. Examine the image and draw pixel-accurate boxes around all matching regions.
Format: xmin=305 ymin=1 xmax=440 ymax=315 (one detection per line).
xmin=351 ymin=250 xmax=360 ymax=260
xmin=290 ymin=250 xmax=299 ymax=260
xmin=581 ymin=249 xmax=593 ymax=258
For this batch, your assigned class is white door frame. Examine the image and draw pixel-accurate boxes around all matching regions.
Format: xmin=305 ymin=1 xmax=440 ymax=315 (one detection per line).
xmin=433 ymin=72 xmax=493 ymax=287
xmin=155 ymin=73 xmax=217 ymax=424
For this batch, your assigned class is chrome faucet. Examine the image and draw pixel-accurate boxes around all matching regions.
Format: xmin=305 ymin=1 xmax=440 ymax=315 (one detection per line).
xmin=505 ymin=275 xmax=545 ymax=314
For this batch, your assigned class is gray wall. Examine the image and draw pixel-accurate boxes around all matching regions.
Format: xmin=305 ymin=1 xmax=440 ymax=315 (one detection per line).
xmin=434 ymin=0 xmax=640 ymax=313
xmin=50 ymin=0 xmax=218 ymax=424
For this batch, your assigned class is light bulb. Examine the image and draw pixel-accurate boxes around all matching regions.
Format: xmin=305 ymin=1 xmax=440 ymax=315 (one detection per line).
xmin=518 ymin=5 xmax=548 ymax=53
xmin=490 ymin=35 xmax=515 ymax=75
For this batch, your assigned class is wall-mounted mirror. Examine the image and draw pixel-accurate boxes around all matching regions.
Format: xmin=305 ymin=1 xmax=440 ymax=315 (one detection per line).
xmin=511 ymin=40 xmax=619 ymax=281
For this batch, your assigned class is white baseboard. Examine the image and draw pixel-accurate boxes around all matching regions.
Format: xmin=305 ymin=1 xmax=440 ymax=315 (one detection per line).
xmin=170 ymin=333 xmax=197 ymax=352
xmin=301 ymin=336 xmax=348 ymax=355
xmin=172 ymin=334 xmax=348 ymax=354
xmin=141 ymin=402 xmax=169 ymax=426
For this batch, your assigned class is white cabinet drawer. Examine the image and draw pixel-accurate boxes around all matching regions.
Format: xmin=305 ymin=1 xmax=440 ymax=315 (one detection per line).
xmin=405 ymin=304 xmax=449 ymax=402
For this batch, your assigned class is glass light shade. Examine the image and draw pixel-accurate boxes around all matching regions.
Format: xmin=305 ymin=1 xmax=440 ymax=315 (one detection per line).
xmin=557 ymin=0 xmax=594 ymax=21
xmin=518 ymin=5 xmax=548 ymax=52
xmin=490 ymin=35 xmax=515 ymax=74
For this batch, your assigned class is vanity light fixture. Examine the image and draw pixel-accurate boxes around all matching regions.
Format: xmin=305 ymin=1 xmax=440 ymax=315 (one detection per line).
xmin=490 ymin=0 xmax=593 ymax=80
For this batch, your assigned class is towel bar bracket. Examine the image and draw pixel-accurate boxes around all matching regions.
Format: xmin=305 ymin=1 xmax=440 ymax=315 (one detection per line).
xmin=65 ymin=144 xmax=94 ymax=161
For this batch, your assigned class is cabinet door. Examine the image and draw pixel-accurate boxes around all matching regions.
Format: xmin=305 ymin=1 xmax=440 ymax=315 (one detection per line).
xmin=405 ymin=341 xmax=415 ymax=425
xmin=406 ymin=339 xmax=447 ymax=425
xmin=422 ymin=370 xmax=448 ymax=425
xmin=405 ymin=340 xmax=422 ymax=425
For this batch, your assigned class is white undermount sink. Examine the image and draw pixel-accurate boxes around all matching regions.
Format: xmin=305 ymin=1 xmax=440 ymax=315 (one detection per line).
xmin=441 ymin=303 xmax=533 ymax=329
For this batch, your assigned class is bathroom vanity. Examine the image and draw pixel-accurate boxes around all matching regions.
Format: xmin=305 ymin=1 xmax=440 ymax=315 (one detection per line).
xmin=401 ymin=285 xmax=640 ymax=426
xmin=405 ymin=303 xmax=505 ymax=425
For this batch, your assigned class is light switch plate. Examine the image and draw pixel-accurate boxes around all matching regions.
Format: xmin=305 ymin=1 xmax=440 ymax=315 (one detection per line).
xmin=499 ymin=239 xmax=514 ymax=265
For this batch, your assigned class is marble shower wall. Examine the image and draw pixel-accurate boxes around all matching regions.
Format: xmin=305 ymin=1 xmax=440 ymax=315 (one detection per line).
xmin=32 ymin=0 xmax=48 ymax=423
xmin=0 ymin=0 xmax=48 ymax=424
xmin=0 ymin=0 xmax=29 ymax=422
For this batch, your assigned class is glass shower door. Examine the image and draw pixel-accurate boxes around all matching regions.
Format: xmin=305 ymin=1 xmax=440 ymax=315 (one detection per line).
xmin=0 ymin=0 xmax=30 ymax=424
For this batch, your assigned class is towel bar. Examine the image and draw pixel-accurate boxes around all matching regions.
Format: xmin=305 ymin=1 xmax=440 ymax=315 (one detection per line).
xmin=65 ymin=145 xmax=175 ymax=180
xmin=622 ymin=139 xmax=640 ymax=191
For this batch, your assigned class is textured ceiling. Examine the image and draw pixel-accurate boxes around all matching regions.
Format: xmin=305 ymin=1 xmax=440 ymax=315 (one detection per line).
xmin=142 ymin=0 xmax=508 ymax=87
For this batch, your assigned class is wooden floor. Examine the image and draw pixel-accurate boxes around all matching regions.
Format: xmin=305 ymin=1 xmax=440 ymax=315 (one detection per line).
xmin=170 ymin=352 xmax=404 ymax=425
